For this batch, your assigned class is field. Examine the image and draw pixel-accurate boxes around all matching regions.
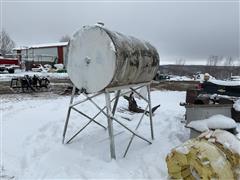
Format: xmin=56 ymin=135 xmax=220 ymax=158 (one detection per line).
xmin=1 ymin=90 xmax=190 ymax=179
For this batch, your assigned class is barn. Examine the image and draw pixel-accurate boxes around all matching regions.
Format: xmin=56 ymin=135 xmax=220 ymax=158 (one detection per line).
xmin=13 ymin=42 xmax=69 ymax=70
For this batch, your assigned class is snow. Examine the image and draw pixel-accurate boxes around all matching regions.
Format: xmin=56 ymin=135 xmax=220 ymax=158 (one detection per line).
xmin=208 ymin=79 xmax=240 ymax=86
xmin=1 ymin=91 xmax=190 ymax=179
xmin=168 ymin=75 xmax=193 ymax=81
xmin=53 ymin=63 xmax=64 ymax=70
xmin=200 ymin=130 xmax=240 ymax=154
xmin=187 ymin=115 xmax=237 ymax=132
xmin=175 ymin=145 xmax=190 ymax=154
xmin=167 ymin=74 xmax=216 ymax=82
xmin=0 ymin=70 xmax=68 ymax=81
xmin=13 ymin=42 xmax=68 ymax=50
xmin=231 ymin=76 xmax=240 ymax=81
xmin=233 ymin=99 xmax=240 ymax=112
xmin=30 ymin=42 xmax=68 ymax=48
xmin=196 ymin=73 xmax=215 ymax=81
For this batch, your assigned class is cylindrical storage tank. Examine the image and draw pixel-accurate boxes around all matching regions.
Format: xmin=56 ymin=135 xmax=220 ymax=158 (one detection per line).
xmin=67 ymin=25 xmax=159 ymax=93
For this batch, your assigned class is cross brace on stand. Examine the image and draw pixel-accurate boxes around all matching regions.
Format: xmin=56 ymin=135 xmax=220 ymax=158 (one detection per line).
xmin=62 ymin=82 xmax=155 ymax=159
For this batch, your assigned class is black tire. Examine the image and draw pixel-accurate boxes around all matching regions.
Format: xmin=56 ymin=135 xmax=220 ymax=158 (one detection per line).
xmin=8 ymin=68 xmax=15 ymax=74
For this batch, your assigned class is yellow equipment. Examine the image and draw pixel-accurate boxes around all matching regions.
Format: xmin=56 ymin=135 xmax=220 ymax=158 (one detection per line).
xmin=166 ymin=130 xmax=240 ymax=179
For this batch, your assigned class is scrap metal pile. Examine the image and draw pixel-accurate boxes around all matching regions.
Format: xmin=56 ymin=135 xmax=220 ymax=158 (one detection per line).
xmin=123 ymin=92 xmax=160 ymax=114
xmin=184 ymin=79 xmax=240 ymax=122
xmin=185 ymin=73 xmax=240 ymax=104
xmin=10 ymin=75 xmax=50 ymax=92
xmin=168 ymin=76 xmax=240 ymax=179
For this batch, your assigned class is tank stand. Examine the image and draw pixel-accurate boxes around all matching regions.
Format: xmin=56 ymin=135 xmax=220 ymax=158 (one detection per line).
xmin=62 ymin=83 xmax=154 ymax=159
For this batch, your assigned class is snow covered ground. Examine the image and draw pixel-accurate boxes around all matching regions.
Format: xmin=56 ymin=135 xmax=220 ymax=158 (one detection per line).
xmin=234 ymin=99 xmax=240 ymax=112
xmin=168 ymin=75 xmax=193 ymax=81
xmin=0 ymin=70 xmax=68 ymax=81
xmin=1 ymin=91 xmax=190 ymax=179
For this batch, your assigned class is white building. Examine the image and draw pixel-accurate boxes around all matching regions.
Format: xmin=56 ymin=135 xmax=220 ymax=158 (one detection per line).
xmin=13 ymin=42 xmax=69 ymax=67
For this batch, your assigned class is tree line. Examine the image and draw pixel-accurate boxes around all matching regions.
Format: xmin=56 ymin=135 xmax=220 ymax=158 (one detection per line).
xmin=175 ymin=56 xmax=240 ymax=67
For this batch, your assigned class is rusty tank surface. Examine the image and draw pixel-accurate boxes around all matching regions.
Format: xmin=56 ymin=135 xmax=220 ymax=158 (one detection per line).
xmin=67 ymin=24 xmax=160 ymax=93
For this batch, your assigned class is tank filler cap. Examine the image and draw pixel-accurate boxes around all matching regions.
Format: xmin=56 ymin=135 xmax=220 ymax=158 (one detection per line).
xmin=95 ymin=22 xmax=104 ymax=27
xmin=84 ymin=57 xmax=91 ymax=66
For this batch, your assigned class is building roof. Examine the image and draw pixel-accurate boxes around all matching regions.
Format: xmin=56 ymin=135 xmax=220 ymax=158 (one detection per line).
xmin=12 ymin=47 xmax=28 ymax=51
xmin=13 ymin=42 xmax=69 ymax=50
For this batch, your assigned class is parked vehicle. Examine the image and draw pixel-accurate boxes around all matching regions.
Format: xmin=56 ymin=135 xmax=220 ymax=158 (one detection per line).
xmin=0 ymin=56 xmax=20 ymax=73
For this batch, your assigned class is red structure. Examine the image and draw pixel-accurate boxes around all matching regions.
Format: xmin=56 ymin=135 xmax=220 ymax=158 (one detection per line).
xmin=57 ymin=46 xmax=64 ymax=64
xmin=0 ymin=58 xmax=19 ymax=65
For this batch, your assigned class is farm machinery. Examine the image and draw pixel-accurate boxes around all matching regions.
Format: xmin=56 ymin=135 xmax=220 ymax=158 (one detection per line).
xmin=10 ymin=75 xmax=50 ymax=92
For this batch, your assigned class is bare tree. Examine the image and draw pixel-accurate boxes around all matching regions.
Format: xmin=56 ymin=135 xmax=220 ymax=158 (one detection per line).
xmin=206 ymin=55 xmax=222 ymax=66
xmin=59 ymin=35 xmax=71 ymax=42
xmin=206 ymin=55 xmax=220 ymax=77
xmin=174 ymin=58 xmax=186 ymax=76
xmin=0 ymin=30 xmax=15 ymax=56
xmin=233 ymin=57 xmax=240 ymax=66
xmin=224 ymin=56 xmax=234 ymax=66
xmin=175 ymin=58 xmax=186 ymax=65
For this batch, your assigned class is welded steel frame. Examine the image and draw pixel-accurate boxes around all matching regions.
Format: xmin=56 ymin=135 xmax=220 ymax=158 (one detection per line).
xmin=62 ymin=82 xmax=154 ymax=159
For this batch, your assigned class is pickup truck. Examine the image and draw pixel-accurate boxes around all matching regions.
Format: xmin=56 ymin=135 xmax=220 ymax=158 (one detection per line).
xmin=0 ymin=57 xmax=20 ymax=73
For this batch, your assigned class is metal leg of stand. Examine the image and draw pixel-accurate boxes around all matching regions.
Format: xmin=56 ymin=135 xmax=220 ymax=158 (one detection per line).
xmin=66 ymin=103 xmax=108 ymax=144
xmin=147 ymin=84 xmax=154 ymax=140
xmin=62 ymin=86 xmax=76 ymax=144
xmin=66 ymin=120 xmax=92 ymax=144
xmin=112 ymin=90 xmax=121 ymax=116
xmin=105 ymin=91 xmax=116 ymax=159
xmin=123 ymin=104 xmax=149 ymax=157
xmin=84 ymin=93 xmax=151 ymax=144
xmin=130 ymin=87 xmax=148 ymax=102
xmin=72 ymin=107 xmax=106 ymax=129
xmin=66 ymin=92 xmax=123 ymax=144
xmin=70 ymin=92 xmax=102 ymax=108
